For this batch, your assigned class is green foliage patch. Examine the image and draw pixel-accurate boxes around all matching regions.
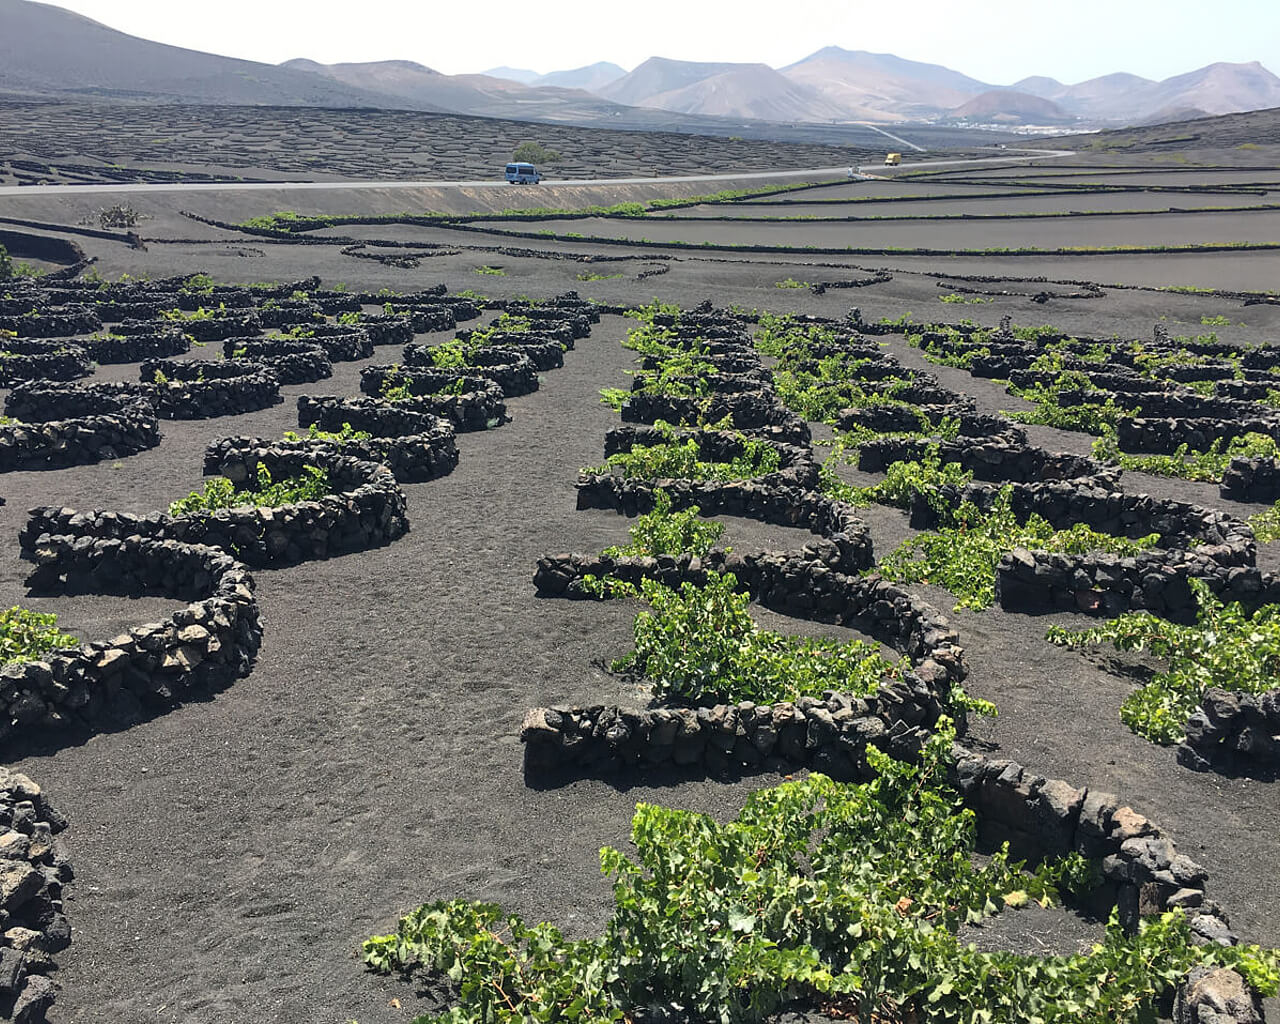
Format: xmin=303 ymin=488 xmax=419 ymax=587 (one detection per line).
xmin=1092 ymin=428 xmax=1279 ymax=482
xmin=878 ymin=488 xmax=1160 ymax=611
xmin=601 ymin=490 xmax=725 ymax=559
xmin=168 ymin=462 xmax=330 ymax=516
xmin=1048 ymin=579 xmax=1280 ymax=744
xmin=590 ymin=571 xmax=900 ymax=704
xmin=584 ymin=436 xmax=780 ymax=483
xmin=0 ymin=607 xmax=78 ymax=664
xmin=363 ymin=727 xmax=1279 ymax=1023
xmin=281 ymin=423 xmax=371 ymax=445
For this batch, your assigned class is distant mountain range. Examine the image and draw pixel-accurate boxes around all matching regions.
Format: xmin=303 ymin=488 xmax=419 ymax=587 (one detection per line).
xmin=569 ymin=47 xmax=1280 ymax=127
xmin=3 ymin=0 xmax=1279 ymax=132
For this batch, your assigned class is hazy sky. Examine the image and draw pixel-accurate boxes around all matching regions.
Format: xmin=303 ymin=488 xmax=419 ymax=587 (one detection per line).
xmin=48 ymin=0 xmax=1280 ymax=84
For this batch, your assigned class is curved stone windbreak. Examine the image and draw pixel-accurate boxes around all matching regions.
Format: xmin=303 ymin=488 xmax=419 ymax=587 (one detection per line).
xmin=360 ymin=365 xmax=516 ymax=414
xmin=21 ymin=449 xmax=409 ymax=569
xmin=1181 ymin=688 xmax=1280 ymax=776
xmin=167 ymin=312 xmax=262 ymax=343
xmin=254 ymin=302 xmax=324 ymax=330
xmin=221 ymin=338 xmax=332 ymax=385
xmin=308 ymin=387 xmax=505 ymax=434
xmin=858 ymin=434 xmax=1112 ymax=483
xmin=94 ymin=300 xmax=169 ymax=322
xmin=285 ymin=325 xmax=373 ymax=362
xmin=0 ymin=306 xmax=101 ymax=339
xmin=619 ymin=392 xmax=810 ymax=445
xmin=398 ymin=348 xmax=539 ymax=397
xmin=0 ymin=384 xmax=160 ymax=471
xmin=601 ymin=424 xmax=819 ymax=490
xmin=139 ymin=360 xmax=282 ymax=419
xmin=1118 ymin=416 xmax=1280 ymax=455
xmin=0 ymin=769 xmax=73 ymax=1024
xmin=918 ymin=478 xmax=1254 ymax=558
xmin=8 ymin=536 xmax=262 ymax=745
xmin=1220 ymin=456 xmax=1280 ymax=503
xmin=210 ymin=403 xmax=459 ymax=484
xmin=385 ymin=306 xmax=456 ymax=334
xmin=574 ymin=478 xmax=872 ymax=574
xmin=0 ymin=341 xmax=93 ymax=387
xmin=77 ymin=331 xmax=189 ymax=364
xmin=359 ymin=316 xmax=415 ymax=348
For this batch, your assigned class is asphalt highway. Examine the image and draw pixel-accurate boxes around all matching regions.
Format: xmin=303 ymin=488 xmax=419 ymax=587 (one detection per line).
xmin=0 ymin=149 xmax=1075 ymax=197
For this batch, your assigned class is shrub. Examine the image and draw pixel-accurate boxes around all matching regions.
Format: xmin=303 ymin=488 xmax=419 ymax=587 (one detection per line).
xmin=474 ymin=265 xmax=506 ymax=276
xmin=379 ymin=370 xmax=412 ymax=403
xmin=1007 ymin=374 xmax=1131 ymax=435
xmin=282 ymin=423 xmax=371 ymax=444
xmin=584 ymin=570 xmax=901 ymax=703
xmin=98 ymin=203 xmax=143 ymax=229
xmin=0 ymin=607 xmax=78 ymax=664
xmin=0 ymin=245 xmax=11 ymax=282
xmin=1092 ymin=427 xmax=1279 ymax=483
xmin=878 ymin=488 xmax=1160 ymax=610
xmin=363 ymin=726 xmax=1280 ymax=1023
xmin=168 ymin=462 xmax=330 ymax=516
xmin=584 ymin=436 xmax=781 ymax=482
xmin=602 ymin=490 xmax=725 ymax=558
xmin=1048 ymin=579 xmax=1280 ymax=744
xmin=511 ymin=141 xmax=563 ymax=165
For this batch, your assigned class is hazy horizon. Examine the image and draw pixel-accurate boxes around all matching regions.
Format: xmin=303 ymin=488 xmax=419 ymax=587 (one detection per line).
xmin=38 ymin=0 xmax=1280 ymax=87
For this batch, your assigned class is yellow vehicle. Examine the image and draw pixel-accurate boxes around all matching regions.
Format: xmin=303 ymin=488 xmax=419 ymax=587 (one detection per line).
xmin=884 ymin=153 xmax=902 ymax=167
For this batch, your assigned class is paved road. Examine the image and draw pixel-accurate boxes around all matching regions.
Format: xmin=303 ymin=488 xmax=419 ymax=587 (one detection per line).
xmin=0 ymin=149 xmax=1074 ymax=198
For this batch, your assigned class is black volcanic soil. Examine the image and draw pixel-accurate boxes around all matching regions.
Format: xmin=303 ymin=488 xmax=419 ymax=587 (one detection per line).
xmin=2 ymin=153 xmax=1280 ymax=1022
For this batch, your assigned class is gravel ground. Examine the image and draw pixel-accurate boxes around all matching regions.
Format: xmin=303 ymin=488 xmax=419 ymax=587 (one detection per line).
xmin=2 ymin=166 xmax=1279 ymax=1021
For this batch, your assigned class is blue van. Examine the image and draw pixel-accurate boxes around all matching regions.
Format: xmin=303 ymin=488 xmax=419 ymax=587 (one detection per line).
xmin=504 ymin=162 xmax=541 ymax=184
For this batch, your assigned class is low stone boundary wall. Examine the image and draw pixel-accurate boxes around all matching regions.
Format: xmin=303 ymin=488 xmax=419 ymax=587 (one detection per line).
xmin=221 ymin=338 xmax=332 ymax=385
xmin=858 ymin=435 xmax=1111 ymax=483
xmin=574 ymin=477 xmax=873 ymax=573
xmin=619 ymin=392 xmax=810 ymax=444
xmin=0 ymin=384 xmax=160 ymax=471
xmin=397 ymin=348 xmax=539 ymax=397
xmin=1117 ymin=417 xmax=1280 ymax=455
xmin=917 ymin=479 xmax=1254 ymax=557
xmin=304 ymin=387 xmax=505 ymax=433
xmin=292 ymin=325 xmax=374 ymax=362
xmin=0 ymin=342 xmax=93 ymax=387
xmin=0 ymin=307 xmax=100 ymax=339
xmin=360 ymin=316 xmax=416 ymax=348
xmin=10 ymin=535 xmax=261 ymax=744
xmin=0 ymin=769 xmax=73 ymax=1024
xmin=1220 ymin=456 xmax=1280 ymax=503
xmin=77 ymin=331 xmax=189 ymax=364
xmin=139 ymin=361 xmax=282 ymax=419
xmin=208 ymin=413 xmax=459 ymax=485
xmin=21 ymin=449 xmax=409 ymax=569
